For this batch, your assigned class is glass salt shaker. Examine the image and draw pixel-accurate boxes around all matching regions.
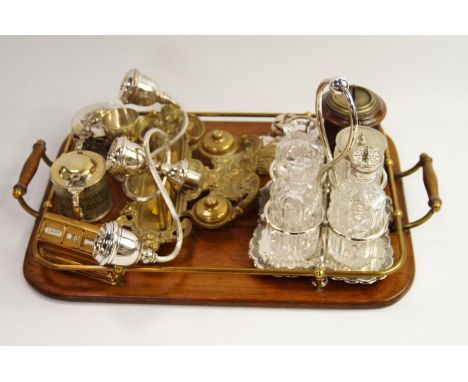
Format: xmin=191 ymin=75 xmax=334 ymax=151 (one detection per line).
xmin=332 ymin=125 xmax=387 ymax=187
xmin=327 ymin=145 xmax=392 ymax=269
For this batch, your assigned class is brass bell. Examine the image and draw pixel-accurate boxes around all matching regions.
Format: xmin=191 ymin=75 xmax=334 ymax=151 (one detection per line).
xmin=119 ymin=69 xmax=176 ymax=106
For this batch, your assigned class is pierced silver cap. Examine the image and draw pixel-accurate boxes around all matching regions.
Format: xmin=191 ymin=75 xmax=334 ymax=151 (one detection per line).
xmin=350 ymin=145 xmax=383 ymax=173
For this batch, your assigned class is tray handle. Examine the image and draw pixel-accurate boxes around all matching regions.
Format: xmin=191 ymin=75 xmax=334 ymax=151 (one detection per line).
xmin=395 ymin=153 xmax=442 ymax=229
xmin=12 ymin=140 xmax=52 ymax=218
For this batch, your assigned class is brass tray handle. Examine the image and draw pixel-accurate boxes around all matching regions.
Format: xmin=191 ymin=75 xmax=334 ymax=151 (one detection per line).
xmin=12 ymin=139 xmax=53 ymax=218
xmin=395 ymin=153 xmax=442 ymax=229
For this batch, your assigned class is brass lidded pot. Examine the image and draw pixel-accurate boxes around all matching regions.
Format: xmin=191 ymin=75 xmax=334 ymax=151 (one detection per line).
xmin=50 ymin=150 xmax=112 ymax=222
xmin=200 ymin=129 xmax=238 ymax=157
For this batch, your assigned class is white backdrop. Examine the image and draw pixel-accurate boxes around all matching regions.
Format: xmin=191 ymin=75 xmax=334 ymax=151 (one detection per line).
xmin=0 ymin=36 xmax=464 ymax=345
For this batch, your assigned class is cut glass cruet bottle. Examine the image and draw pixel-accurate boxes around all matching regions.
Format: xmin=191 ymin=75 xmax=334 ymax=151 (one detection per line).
xmin=332 ymin=125 xmax=388 ymax=187
xmin=327 ymin=144 xmax=393 ymax=270
xmin=250 ymin=116 xmax=325 ymax=269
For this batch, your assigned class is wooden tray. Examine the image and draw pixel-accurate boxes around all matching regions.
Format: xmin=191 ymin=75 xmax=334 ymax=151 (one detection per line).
xmin=23 ymin=121 xmax=415 ymax=308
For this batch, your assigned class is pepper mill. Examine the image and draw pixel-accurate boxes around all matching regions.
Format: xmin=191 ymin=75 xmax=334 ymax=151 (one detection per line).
xmin=322 ymin=85 xmax=386 ymax=152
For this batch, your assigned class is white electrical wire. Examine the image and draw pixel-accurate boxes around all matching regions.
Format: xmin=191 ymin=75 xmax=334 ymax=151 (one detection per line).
xmin=123 ymin=109 xmax=189 ymax=202
xmin=122 ymin=138 xmax=171 ymax=202
xmin=143 ymin=127 xmax=184 ymax=263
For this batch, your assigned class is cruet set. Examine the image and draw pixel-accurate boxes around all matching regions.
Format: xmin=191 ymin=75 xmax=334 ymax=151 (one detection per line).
xmin=249 ymin=78 xmax=393 ymax=284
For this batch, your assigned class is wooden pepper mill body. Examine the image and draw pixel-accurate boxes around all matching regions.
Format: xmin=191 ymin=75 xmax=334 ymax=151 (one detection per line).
xmin=322 ymin=85 xmax=387 ymax=151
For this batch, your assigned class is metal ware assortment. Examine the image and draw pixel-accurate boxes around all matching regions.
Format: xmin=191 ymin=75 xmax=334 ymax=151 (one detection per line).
xmin=13 ymin=69 xmax=442 ymax=288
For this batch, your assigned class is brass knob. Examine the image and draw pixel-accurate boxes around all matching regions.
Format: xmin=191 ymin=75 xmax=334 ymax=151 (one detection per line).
xmin=205 ymin=196 xmax=218 ymax=208
xmin=194 ymin=195 xmax=231 ymax=225
xmin=212 ymin=130 xmax=223 ymax=140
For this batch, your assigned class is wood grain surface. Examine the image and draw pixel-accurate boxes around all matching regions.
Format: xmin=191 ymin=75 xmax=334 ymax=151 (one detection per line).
xmin=22 ymin=121 xmax=415 ymax=308
xmin=14 ymin=140 xmax=46 ymax=192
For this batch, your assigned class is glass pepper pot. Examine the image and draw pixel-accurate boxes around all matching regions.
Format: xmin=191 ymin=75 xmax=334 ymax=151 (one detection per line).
xmin=326 ymin=145 xmax=392 ymax=269
xmin=332 ymin=125 xmax=388 ymax=187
